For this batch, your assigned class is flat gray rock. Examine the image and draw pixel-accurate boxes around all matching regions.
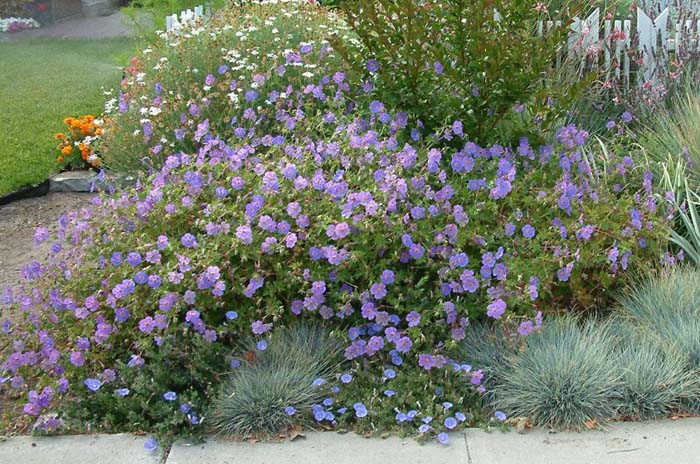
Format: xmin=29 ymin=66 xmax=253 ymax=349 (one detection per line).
xmin=50 ymin=171 xmax=135 ymax=193
xmin=0 ymin=433 xmax=162 ymax=464
xmin=168 ymin=432 xmax=468 ymax=464
xmin=465 ymin=418 xmax=700 ymax=464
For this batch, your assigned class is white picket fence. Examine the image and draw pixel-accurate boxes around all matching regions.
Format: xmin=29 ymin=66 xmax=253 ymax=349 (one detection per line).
xmin=560 ymin=6 xmax=700 ymax=90
xmin=165 ymin=3 xmax=212 ymax=33
xmin=163 ymin=3 xmax=698 ymax=91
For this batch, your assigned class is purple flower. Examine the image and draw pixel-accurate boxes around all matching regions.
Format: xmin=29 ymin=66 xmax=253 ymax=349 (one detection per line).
xmin=487 ymin=299 xmax=506 ymax=319
xmin=341 ymin=373 xmax=352 ymax=384
xmin=353 ymin=402 xmax=368 ymax=418
xmin=444 ymin=417 xmax=458 ymax=429
xmin=522 ymin=224 xmax=535 ymax=239
xmin=164 ymin=391 xmax=177 ymax=401
xmin=494 ymin=411 xmax=507 ymax=421
xmin=84 ymin=378 xmax=102 ymax=392
xmin=437 ymin=432 xmax=449 ymax=444
xmin=366 ymin=59 xmax=379 ymax=72
xmin=126 ymin=252 xmax=141 ymax=267
xmin=251 ymin=320 xmax=272 ymax=335
xmin=285 ymin=406 xmax=296 ymax=416
xmin=406 ymin=311 xmax=421 ymax=327
xmin=181 ymin=233 xmax=197 ymax=248
xmin=144 ymin=437 xmax=158 ymax=452
xmin=369 ymin=100 xmax=384 ymax=114
xmin=518 ymin=320 xmax=534 ymax=336
xmin=381 ymin=269 xmax=395 ymax=285
xmin=116 ymin=388 xmax=130 ymax=396
xmin=33 ymin=227 xmax=49 ymax=245
xmin=256 ymin=340 xmax=268 ymax=351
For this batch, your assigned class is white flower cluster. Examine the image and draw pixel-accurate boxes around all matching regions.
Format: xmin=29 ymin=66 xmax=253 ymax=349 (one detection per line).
xmin=0 ymin=17 xmax=40 ymax=32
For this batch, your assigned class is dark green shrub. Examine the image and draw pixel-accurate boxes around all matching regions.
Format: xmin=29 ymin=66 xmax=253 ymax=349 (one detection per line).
xmin=332 ymin=0 xmax=577 ymax=142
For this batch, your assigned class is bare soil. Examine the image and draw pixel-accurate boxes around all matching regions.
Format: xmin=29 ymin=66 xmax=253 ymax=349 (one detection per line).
xmin=0 ymin=192 xmax=93 ymax=290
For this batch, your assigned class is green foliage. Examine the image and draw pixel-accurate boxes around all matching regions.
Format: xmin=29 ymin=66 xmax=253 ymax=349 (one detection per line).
xmin=494 ymin=316 xmax=621 ymax=429
xmin=332 ymin=0 xmax=579 ymax=143
xmin=638 ymin=82 xmax=700 ymax=185
xmin=63 ymin=330 xmax=229 ymax=441
xmin=659 ymin=159 xmax=700 ymax=265
xmin=211 ymin=323 xmax=344 ymax=439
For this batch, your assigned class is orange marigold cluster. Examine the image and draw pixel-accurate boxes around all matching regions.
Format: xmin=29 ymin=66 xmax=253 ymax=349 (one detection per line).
xmin=55 ymin=115 xmax=106 ymax=168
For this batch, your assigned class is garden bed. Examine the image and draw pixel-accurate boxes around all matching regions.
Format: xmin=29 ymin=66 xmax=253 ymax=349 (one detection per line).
xmin=2 ymin=0 xmax=700 ymax=451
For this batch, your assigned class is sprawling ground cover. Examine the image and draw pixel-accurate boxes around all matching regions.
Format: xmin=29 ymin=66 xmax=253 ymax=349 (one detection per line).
xmin=0 ymin=38 xmax=133 ymax=195
xmin=2 ymin=0 xmax=700 ymax=448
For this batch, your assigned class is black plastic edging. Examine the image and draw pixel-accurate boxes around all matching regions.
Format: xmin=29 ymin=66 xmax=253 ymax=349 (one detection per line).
xmin=0 ymin=179 xmax=50 ymax=206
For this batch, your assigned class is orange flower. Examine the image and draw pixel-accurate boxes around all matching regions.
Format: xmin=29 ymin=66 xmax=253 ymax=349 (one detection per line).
xmin=57 ymin=156 xmax=64 ymax=163
xmin=61 ymin=145 xmax=72 ymax=155
xmin=55 ymin=133 xmax=64 ymax=140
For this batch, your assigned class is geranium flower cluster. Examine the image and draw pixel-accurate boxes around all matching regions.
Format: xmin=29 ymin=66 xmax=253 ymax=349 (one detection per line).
xmin=1 ymin=2 xmax=669 ymax=443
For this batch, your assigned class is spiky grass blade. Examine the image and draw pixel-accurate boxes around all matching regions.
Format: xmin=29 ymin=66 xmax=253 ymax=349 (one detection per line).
xmin=210 ymin=323 xmax=344 ymax=439
xmin=493 ymin=316 xmax=621 ymax=429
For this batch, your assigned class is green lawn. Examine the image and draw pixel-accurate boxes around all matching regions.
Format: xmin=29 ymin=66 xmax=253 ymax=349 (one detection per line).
xmin=0 ymin=38 xmax=135 ymax=195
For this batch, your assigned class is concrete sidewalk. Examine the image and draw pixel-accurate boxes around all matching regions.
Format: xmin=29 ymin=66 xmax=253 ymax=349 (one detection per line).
xmin=1 ymin=418 xmax=699 ymax=464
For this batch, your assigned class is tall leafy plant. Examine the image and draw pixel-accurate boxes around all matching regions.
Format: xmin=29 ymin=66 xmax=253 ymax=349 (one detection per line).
xmin=332 ymin=0 xmax=581 ymax=142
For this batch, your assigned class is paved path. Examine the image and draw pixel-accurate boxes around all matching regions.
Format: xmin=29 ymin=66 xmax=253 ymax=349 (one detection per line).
xmin=0 ymin=11 xmax=137 ymax=41
xmin=1 ymin=418 xmax=699 ymax=464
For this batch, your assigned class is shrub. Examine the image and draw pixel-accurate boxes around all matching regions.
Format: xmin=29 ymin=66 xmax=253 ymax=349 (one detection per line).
xmin=0 ymin=3 xmax=667 ymax=441
xmin=211 ymin=323 xmax=344 ymax=439
xmin=100 ymin=1 xmax=346 ymax=174
xmin=494 ymin=316 xmax=621 ymax=429
xmin=332 ymin=0 xmax=581 ymax=143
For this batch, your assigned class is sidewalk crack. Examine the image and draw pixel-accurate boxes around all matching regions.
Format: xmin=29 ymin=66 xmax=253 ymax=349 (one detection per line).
xmin=464 ymin=432 xmax=473 ymax=464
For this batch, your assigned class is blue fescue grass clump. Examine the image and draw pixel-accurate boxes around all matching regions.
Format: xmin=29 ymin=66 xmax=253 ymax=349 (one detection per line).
xmin=611 ymin=320 xmax=697 ymax=420
xmin=617 ymin=267 xmax=700 ymax=369
xmin=210 ymin=323 xmax=344 ymax=439
xmin=493 ymin=316 xmax=621 ymax=429
xmin=458 ymin=323 xmax=521 ymax=399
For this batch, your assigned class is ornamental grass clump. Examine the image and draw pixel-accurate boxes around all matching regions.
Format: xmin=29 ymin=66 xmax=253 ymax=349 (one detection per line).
xmin=211 ymin=323 xmax=344 ymax=439
xmin=0 ymin=2 xmax=669 ymax=441
xmin=638 ymin=83 xmax=700 ymax=184
xmin=457 ymin=322 xmax=524 ymax=399
xmin=617 ymin=267 xmax=700 ymax=373
xmin=494 ymin=316 xmax=621 ymax=429
xmin=613 ymin=322 xmax=696 ymax=420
